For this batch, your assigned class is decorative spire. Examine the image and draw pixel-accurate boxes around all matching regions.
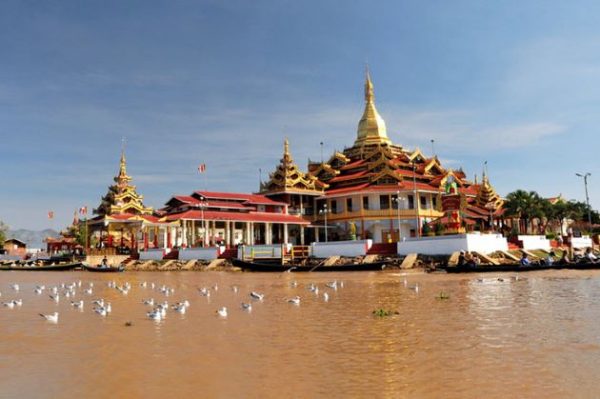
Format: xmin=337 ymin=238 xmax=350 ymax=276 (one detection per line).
xmin=355 ymin=68 xmax=391 ymax=147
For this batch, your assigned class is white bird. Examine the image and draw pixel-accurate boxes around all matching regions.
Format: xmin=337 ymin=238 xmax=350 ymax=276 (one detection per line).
xmin=49 ymin=294 xmax=59 ymax=303
xmin=287 ymin=296 xmax=301 ymax=305
xmin=10 ymin=284 xmax=19 ymax=291
xmin=172 ymin=304 xmax=186 ymax=314
xmin=216 ymin=307 xmax=228 ymax=318
xmin=84 ymin=288 xmax=93 ymax=295
xmin=241 ymin=302 xmax=252 ymax=311
xmin=36 ymin=285 xmax=46 ymax=291
xmin=39 ymin=312 xmax=59 ymax=323
xmin=213 ymin=284 xmax=218 ymax=291
xmin=290 ymin=281 xmax=298 ymax=288
xmin=34 ymin=288 xmax=43 ymax=295
xmin=3 ymin=301 xmax=15 ymax=308
xmin=50 ymin=286 xmax=58 ymax=294
xmin=198 ymin=287 xmax=210 ymax=297
xmin=147 ymin=310 xmax=162 ymax=320
xmin=105 ymin=303 xmax=112 ymax=313
xmin=71 ymin=300 xmax=84 ymax=309
xmin=94 ymin=307 xmax=108 ymax=317
xmin=326 ymin=281 xmax=338 ymax=290
xmin=231 ymin=285 xmax=239 ymax=293
xmin=143 ymin=298 xmax=155 ymax=306
xmin=323 ymin=292 xmax=329 ymax=302
xmin=12 ymin=299 xmax=22 ymax=307
xmin=140 ymin=281 xmax=147 ymax=288
xmin=92 ymin=299 xmax=105 ymax=307
xmin=250 ymin=291 xmax=264 ymax=300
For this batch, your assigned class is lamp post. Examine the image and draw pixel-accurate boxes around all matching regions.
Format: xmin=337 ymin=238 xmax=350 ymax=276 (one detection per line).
xmin=319 ymin=203 xmax=330 ymax=242
xmin=393 ymin=191 xmax=403 ymax=241
xmin=411 ymin=161 xmax=420 ymax=238
xmin=576 ymin=172 xmax=593 ymax=229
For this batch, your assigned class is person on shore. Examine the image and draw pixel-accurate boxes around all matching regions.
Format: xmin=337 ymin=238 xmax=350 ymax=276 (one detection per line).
xmin=520 ymin=253 xmax=531 ymax=266
xmin=457 ymin=250 xmax=466 ymax=266
xmin=584 ymin=248 xmax=598 ymax=263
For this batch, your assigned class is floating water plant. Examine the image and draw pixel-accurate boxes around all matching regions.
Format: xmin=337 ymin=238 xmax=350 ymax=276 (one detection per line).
xmin=436 ymin=291 xmax=450 ymax=300
xmin=372 ymin=309 xmax=398 ymax=317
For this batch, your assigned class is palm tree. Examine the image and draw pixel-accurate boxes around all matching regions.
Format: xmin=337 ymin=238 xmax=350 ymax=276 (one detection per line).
xmin=504 ymin=190 xmax=546 ymax=234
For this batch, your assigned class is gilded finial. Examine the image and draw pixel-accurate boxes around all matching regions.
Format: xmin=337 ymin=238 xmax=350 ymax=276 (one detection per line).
xmin=365 ymin=65 xmax=374 ymax=103
xmin=284 ymin=137 xmax=290 ymax=156
xmin=355 ymin=67 xmax=390 ymax=146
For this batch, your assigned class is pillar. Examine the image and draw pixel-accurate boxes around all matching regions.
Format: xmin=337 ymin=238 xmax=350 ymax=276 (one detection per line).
xmin=191 ymin=220 xmax=196 ymax=247
xmin=300 ymin=225 xmax=305 ymax=245
xmin=182 ymin=221 xmax=188 ymax=247
xmin=225 ymin=221 xmax=231 ymax=247
xmin=283 ymin=223 xmax=289 ymax=244
xmin=266 ymin=223 xmax=272 ymax=245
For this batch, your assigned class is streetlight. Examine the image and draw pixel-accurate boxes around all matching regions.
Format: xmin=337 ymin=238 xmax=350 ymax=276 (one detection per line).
xmin=319 ymin=203 xmax=330 ymax=242
xmin=411 ymin=161 xmax=420 ymax=238
xmin=576 ymin=172 xmax=593 ymax=229
xmin=393 ymin=191 xmax=404 ymax=241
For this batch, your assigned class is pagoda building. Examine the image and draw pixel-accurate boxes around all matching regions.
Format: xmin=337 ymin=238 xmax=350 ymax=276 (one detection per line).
xmin=160 ymin=190 xmax=310 ymax=247
xmin=267 ymin=71 xmax=504 ymax=243
xmin=259 ymin=138 xmax=326 ymax=244
xmin=87 ymin=150 xmax=174 ymax=254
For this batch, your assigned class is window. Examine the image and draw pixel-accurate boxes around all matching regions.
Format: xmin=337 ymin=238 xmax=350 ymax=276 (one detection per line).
xmin=379 ymin=195 xmax=390 ymax=210
xmin=363 ymin=196 xmax=369 ymax=210
xmin=408 ymin=195 xmax=414 ymax=209
xmin=420 ymin=195 xmax=427 ymax=209
xmin=331 ymin=200 xmax=338 ymax=214
xmin=346 ymin=198 xmax=352 ymax=212
xmin=432 ymin=196 xmax=437 ymax=209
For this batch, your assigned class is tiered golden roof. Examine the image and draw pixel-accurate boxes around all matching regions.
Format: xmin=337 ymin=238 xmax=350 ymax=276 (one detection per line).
xmin=260 ymin=139 xmax=326 ymax=194
xmin=475 ymin=172 xmax=504 ymax=210
xmin=354 ymin=70 xmax=392 ymax=148
xmin=94 ymin=150 xmax=153 ymax=216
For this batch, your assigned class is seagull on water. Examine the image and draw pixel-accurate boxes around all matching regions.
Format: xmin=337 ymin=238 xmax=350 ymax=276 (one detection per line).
xmin=172 ymin=304 xmax=186 ymax=314
xmin=94 ymin=306 xmax=108 ymax=317
xmin=92 ymin=299 xmax=105 ymax=307
xmin=34 ymin=287 xmax=43 ymax=295
xmin=39 ymin=312 xmax=59 ymax=323
xmin=326 ymin=281 xmax=338 ymax=290
xmin=3 ymin=301 xmax=15 ymax=308
xmin=231 ymin=285 xmax=239 ymax=293
xmin=216 ymin=307 xmax=228 ymax=318
xmin=147 ymin=310 xmax=162 ymax=321
xmin=323 ymin=292 xmax=329 ymax=302
xmin=250 ymin=291 xmax=264 ymax=300
xmin=49 ymin=294 xmax=60 ymax=303
xmin=241 ymin=302 xmax=252 ymax=311
xmin=84 ymin=288 xmax=93 ymax=295
xmin=287 ymin=296 xmax=301 ymax=305
xmin=71 ymin=300 xmax=84 ymax=309
xmin=143 ymin=298 xmax=155 ymax=306
xmin=198 ymin=287 xmax=210 ymax=297
xmin=10 ymin=284 xmax=19 ymax=291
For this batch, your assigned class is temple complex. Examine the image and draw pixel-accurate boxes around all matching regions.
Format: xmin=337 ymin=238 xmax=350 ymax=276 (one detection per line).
xmin=262 ymin=70 xmax=505 ymax=243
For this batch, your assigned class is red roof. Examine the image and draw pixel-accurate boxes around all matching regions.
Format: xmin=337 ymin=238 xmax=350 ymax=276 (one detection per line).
xmin=329 ymin=170 xmax=370 ymax=183
xmin=166 ymin=210 xmax=309 ymax=224
xmin=193 ymin=191 xmax=286 ymax=206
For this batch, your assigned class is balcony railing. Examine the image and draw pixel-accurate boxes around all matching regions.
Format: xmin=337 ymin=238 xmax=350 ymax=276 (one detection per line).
xmin=315 ymin=208 xmax=443 ymax=221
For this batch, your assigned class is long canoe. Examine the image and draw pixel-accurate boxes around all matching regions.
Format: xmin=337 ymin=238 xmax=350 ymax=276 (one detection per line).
xmin=446 ymin=262 xmax=600 ymax=273
xmin=82 ymin=264 xmax=125 ymax=273
xmin=232 ymin=258 xmax=387 ymax=272
xmin=6 ymin=262 xmax=82 ymax=271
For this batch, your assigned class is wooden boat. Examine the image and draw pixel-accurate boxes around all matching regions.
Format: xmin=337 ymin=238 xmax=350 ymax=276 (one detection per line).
xmin=232 ymin=258 xmax=387 ymax=272
xmin=82 ymin=264 xmax=125 ymax=273
xmin=7 ymin=262 xmax=82 ymax=271
xmin=445 ymin=262 xmax=600 ymax=273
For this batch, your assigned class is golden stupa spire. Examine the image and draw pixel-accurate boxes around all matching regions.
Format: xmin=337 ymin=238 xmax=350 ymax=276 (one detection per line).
xmin=355 ymin=67 xmax=391 ymax=147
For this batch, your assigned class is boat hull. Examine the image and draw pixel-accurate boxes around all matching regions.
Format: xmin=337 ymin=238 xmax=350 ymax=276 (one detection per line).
xmin=231 ymin=258 xmax=387 ymax=272
xmin=446 ymin=262 xmax=600 ymax=273
xmin=82 ymin=265 xmax=125 ymax=273
xmin=6 ymin=262 xmax=82 ymax=271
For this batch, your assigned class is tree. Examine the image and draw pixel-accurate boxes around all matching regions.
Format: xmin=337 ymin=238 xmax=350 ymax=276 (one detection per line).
xmin=0 ymin=219 xmax=8 ymax=246
xmin=503 ymin=190 xmax=546 ymax=234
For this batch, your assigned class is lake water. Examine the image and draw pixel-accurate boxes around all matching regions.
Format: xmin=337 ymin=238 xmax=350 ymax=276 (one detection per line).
xmin=1 ymin=269 xmax=600 ymax=398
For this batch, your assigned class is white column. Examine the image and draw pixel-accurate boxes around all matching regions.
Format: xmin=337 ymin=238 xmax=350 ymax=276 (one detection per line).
xmin=250 ymin=222 xmax=255 ymax=245
xmin=265 ymin=223 xmax=271 ymax=245
xmin=283 ymin=223 xmax=289 ymax=244
xmin=182 ymin=221 xmax=188 ymax=246
xmin=225 ymin=221 xmax=231 ymax=247
xmin=191 ymin=220 xmax=196 ymax=247
xmin=162 ymin=228 xmax=167 ymax=249
xmin=300 ymin=225 xmax=305 ymax=245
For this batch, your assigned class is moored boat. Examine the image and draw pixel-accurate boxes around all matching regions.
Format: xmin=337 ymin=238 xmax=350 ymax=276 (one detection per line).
xmin=6 ymin=262 xmax=82 ymax=271
xmin=232 ymin=258 xmax=387 ymax=272
xmin=82 ymin=264 xmax=125 ymax=273
xmin=445 ymin=262 xmax=600 ymax=273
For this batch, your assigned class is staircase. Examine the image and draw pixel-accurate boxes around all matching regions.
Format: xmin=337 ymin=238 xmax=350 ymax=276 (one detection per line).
xmin=367 ymin=243 xmax=397 ymax=256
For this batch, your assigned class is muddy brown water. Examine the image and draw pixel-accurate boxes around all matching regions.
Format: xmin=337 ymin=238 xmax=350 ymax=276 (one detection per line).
xmin=1 ymin=270 xmax=599 ymax=398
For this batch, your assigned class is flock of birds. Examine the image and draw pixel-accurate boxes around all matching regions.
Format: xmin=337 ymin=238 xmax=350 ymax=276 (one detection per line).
xmin=0 ymin=277 xmax=363 ymax=325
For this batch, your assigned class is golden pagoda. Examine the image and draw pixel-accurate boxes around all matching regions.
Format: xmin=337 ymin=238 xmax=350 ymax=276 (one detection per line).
xmin=475 ymin=171 xmax=504 ymax=210
xmin=94 ymin=150 xmax=153 ymax=216
xmin=261 ymin=138 xmax=326 ymax=194
xmin=354 ymin=70 xmax=392 ymax=148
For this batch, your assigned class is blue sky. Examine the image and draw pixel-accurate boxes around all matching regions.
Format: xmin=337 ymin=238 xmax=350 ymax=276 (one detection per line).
xmin=1 ymin=0 xmax=599 ymax=230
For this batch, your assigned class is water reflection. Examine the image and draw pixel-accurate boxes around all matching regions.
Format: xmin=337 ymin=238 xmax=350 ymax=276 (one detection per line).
xmin=2 ymin=270 xmax=600 ymax=397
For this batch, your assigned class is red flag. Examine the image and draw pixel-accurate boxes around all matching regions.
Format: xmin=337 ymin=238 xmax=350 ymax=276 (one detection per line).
xmin=79 ymin=206 xmax=88 ymax=215
xmin=198 ymin=163 xmax=206 ymax=173
xmin=48 ymin=211 xmax=54 ymax=220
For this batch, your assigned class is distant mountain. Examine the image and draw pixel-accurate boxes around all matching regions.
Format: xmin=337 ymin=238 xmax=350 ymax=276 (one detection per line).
xmin=6 ymin=229 xmax=60 ymax=249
